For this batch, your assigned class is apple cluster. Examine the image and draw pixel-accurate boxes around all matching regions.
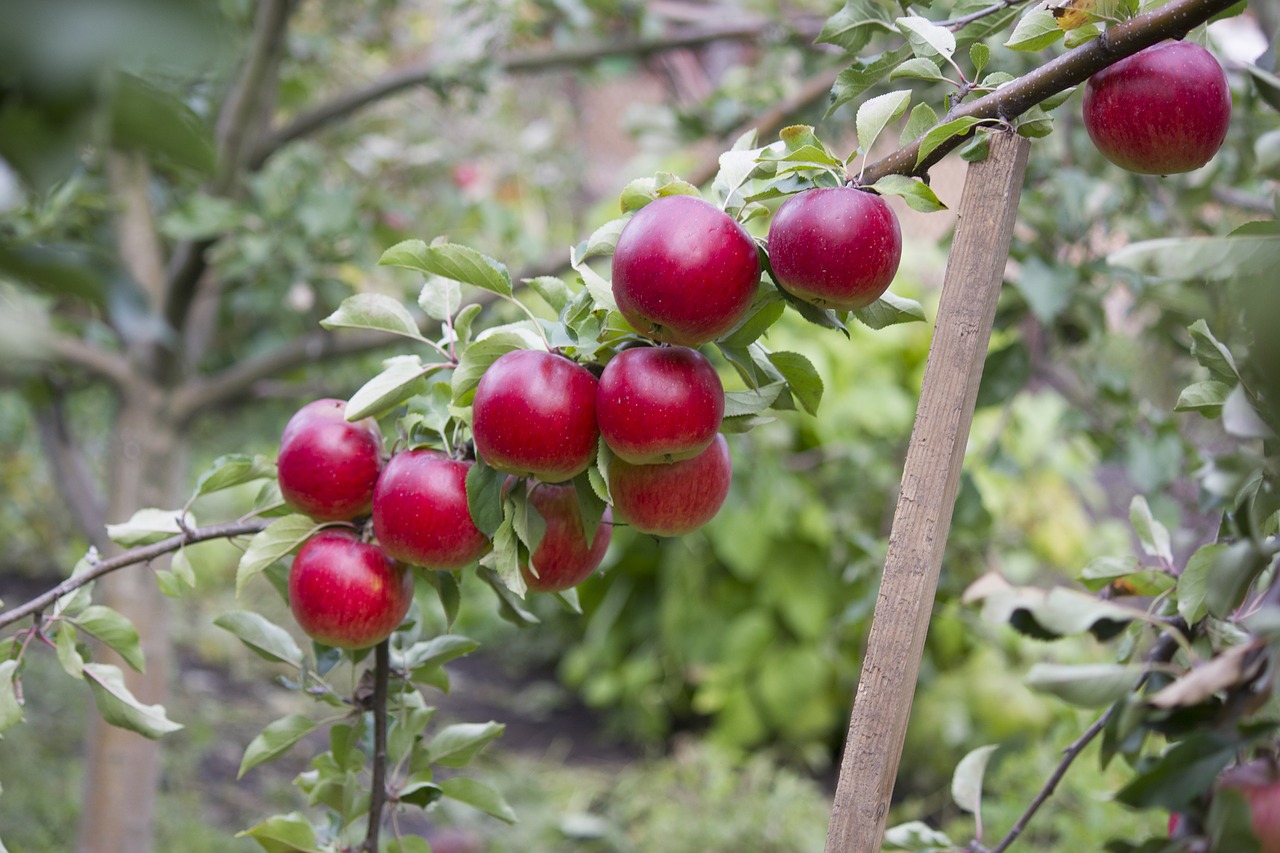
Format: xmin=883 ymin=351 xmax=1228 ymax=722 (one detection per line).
xmin=271 ymin=184 xmax=906 ymax=649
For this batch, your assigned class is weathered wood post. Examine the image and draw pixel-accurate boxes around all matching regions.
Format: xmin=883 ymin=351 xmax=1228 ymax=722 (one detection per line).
xmin=826 ymin=131 xmax=1032 ymax=852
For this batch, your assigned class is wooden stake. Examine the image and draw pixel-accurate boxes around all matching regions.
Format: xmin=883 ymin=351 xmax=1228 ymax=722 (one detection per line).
xmin=825 ymin=132 xmax=1032 ymax=852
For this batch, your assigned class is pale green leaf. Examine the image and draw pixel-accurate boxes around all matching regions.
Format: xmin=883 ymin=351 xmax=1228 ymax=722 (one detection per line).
xmin=319 ymin=292 xmax=424 ymax=340
xmin=889 ymin=57 xmax=948 ymax=84
xmin=238 ymin=714 xmax=318 ymax=777
xmin=1026 ymin=662 xmax=1143 ymax=707
xmin=105 ymin=508 xmax=196 ymax=548
xmin=192 ymin=454 xmax=275 ymax=500
xmin=235 ymin=515 xmax=322 ymax=596
xmin=900 ymin=102 xmax=939 ymax=146
xmin=345 ymin=355 xmax=434 ymax=420
xmin=440 ymin=776 xmax=517 ymax=823
xmin=380 ymin=240 xmax=513 ymax=297
xmin=55 ymin=623 xmax=84 ymax=679
xmin=0 ymin=661 xmax=22 ymax=733
xmin=851 ymin=291 xmax=927 ymax=329
xmin=1177 ymin=544 xmax=1222 ymax=625
xmin=916 ymin=116 xmax=987 ymax=167
xmin=856 ymin=90 xmax=912 ymax=158
xmin=418 ymin=277 xmax=462 ymax=322
xmin=428 ymin=721 xmax=505 ymax=767
xmin=74 ymin=605 xmax=144 ymax=673
xmin=828 ymin=46 xmax=914 ymax=116
xmin=883 ymin=820 xmax=953 ymax=849
xmin=817 ymin=0 xmax=896 ymax=53
xmin=1175 ymin=380 xmax=1232 ymax=416
xmin=952 ymin=744 xmax=999 ymax=814
xmin=897 ymin=15 xmax=956 ymax=59
xmin=723 ymin=381 xmax=786 ymax=417
xmin=236 ymin=812 xmax=322 ymax=853
xmin=767 ymin=351 xmax=824 ymax=416
xmin=214 ymin=610 xmax=304 ymax=667
xmin=83 ymin=663 xmax=182 ymax=739
xmin=1130 ymin=496 xmax=1172 ymax=562
xmin=869 ymin=174 xmax=947 ymax=213
xmin=1005 ymin=8 xmax=1064 ymax=51
xmin=969 ymin=42 xmax=990 ymax=75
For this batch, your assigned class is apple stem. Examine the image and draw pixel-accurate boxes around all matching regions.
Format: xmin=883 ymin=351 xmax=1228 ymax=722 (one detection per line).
xmin=363 ymin=639 xmax=391 ymax=853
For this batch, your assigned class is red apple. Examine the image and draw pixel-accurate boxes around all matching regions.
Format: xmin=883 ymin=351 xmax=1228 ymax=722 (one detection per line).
xmin=521 ymin=482 xmax=613 ymax=593
xmin=767 ymin=186 xmax=902 ymax=311
xmin=1218 ymin=760 xmax=1280 ymax=853
xmin=277 ymin=398 xmax=383 ymax=521
xmin=607 ymin=434 xmax=732 ymax=537
xmin=471 ymin=350 xmax=599 ymax=483
xmin=372 ymin=449 xmax=491 ymax=570
xmin=1082 ymin=40 xmax=1231 ymax=175
xmin=288 ymin=530 xmax=413 ymax=649
xmin=596 ymin=345 xmax=724 ymax=464
xmin=611 ymin=195 xmax=760 ymax=346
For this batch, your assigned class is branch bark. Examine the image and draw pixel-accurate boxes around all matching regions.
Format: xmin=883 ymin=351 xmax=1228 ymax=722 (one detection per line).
xmin=364 ymin=640 xmax=391 ymax=853
xmin=0 ymin=519 xmax=269 ymax=631
xmin=859 ymin=0 xmax=1243 ymax=185
xmin=31 ymin=383 xmax=108 ymax=549
xmin=47 ymin=334 xmax=138 ymax=392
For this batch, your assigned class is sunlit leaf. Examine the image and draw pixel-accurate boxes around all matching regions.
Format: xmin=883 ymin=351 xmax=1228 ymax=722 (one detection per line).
xmin=319 ymin=293 xmax=424 ymax=340
xmin=238 ymin=714 xmax=318 ymax=777
xmin=84 ymin=663 xmax=182 ymax=739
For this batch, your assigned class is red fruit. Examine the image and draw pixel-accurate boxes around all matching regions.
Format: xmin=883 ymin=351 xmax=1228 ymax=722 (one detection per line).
xmin=611 ymin=195 xmax=760 ymax=346
xmin=608 ymin=434 xmax=732 ymax=537
xmin=1082 ymin=40 xmax=1231 ymax=175
xmin=288 ymin=530 xmax=413 ymax=649
xmin=471 ymin=350 xmax=599 ymax=483
xmin=767 ymin=186 xmax=902 ymax=311
xmin=597 ymin=346 xmax=724 ymax=464
xmin=1218 ymin=761 xmax=1280 ymax=853
xmin=521 ymin=482 xmax=613 ymax=593
xmin=277 ymin=398 xmax=383 ymax=521
xmin=372 ymin=449 xmax=491 ymax=570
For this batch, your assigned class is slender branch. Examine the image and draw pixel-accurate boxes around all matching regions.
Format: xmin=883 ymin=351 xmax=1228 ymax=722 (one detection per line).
xmin=364 ymin=639 xmax=391 ymax=853
xmin=31 ymin=383 xmax=108 ymax=548
xmin=983 ymin=709 xmax=1113 ymax=853
xmin=164 ymin=0 xmax=296 ymax=334
xmin=860 ymin=0 xmax=1243 ymax=185
xmin=248 ymin=20 xmax=821 ymax=168
xmin=0 ymin=519 xmax=269 ymax=631
xmin=46 ymin=334 xmax=137 ymax=392
xmin=939 ymin=0 xmax=1032 ymax=31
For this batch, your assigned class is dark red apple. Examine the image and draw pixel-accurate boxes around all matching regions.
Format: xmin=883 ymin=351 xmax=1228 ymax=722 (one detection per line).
xmin=471 ymin=349 xmax=599 ymax=483
xmin=1082 ymin=40 xmax=1231 ymax=175
xmin=1217 ymin=760 xmax=1280 ymax=853
xmin=611 ymin=195 xmax=760 ymax=346
xmin=521 ymin=482 xmax=613 ymax=592
xmin=288 ymin=530 xmax=413 ymax=649
xmin=277 ymin=398 xmax=383 ymax=521
xmin=607 ymin=433 xmax=732 ymax=537
xmin=372 ymin=449 xmax=491 ymax=570
xmin=767 ymin=186 xmax=902 ymax=311
xmin=596 ymin=345 xmax=724 ymax=464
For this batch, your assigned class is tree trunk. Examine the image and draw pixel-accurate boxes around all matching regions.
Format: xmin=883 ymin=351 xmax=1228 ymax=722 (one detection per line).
xmin=77 ymin=386 xmax=187 ymax=853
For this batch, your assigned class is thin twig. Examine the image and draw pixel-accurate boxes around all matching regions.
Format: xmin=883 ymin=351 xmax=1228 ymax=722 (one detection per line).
xmin=939 ymin=0 xmax=1032 ymax=31
xmin=0 ymin=519 xmax=270 ymax=630
xmin=364 ymin=639 xmax=391 ymax=853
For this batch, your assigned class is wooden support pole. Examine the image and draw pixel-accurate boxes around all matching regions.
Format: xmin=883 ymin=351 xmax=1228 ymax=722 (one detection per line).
xmin=825 ymin=131 xmax=1032 ymax=852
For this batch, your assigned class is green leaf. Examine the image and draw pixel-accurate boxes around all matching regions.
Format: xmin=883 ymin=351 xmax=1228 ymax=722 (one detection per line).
xmin=0 ymin=661 xmax=22 ymax=733
xmin=969 ymin=42 xmax=990 ymax=75
xmin=767 ymin=351 xmax=824 ymax=416
xmin=511 ymin=483 xmax=548 ymax=557
xmin=420 ymin=569 xmax=462 ymax=630
xmin=524 ymin=276 xmax=572 ymax=314
xmin=55 ymin=623 xmax=84 ymax=679
xmin=1178 ymin=544 xmax=1221 ymax=625
xmin=110 ymin=72 xmax=214 ymax=174
xmin=465 ymin=456 xmax=506 ymax=538
xmin=83 ymin=663 xmax=182 ymax=739
xmin=952 ymin=744 xmax=999 ymax=814
xmin=1129 ymin=496 xmax=1172 ymax=562
xmin=896 ymin=16 xmax=956 ymax=59
xmin=387 ymin=837 xmax=433 ymax=853
xmin=1206 ymin=541 xmax=1270 ymax=618
xmin=1108 ymin=234 xmax=1280 ymax=283
xmin=319 ymin=293 xmax=424 ymax=341
xmin=192 ymin=454 xmax=275 ymax=500
xmin=1207 ymin=787 xmax=1264 ymax=853
xmin=851 ymin=291 xmax=927 ymax=329
xmin=238 ymin=714 xmax=318 ymax=778
xmin=889 ymin=57 xmax=948 ymax=84
xmin=236 ymin=515 xmax=322 ymax=596
xmin=1005 ymin=8 xmax=1064 ymax=51
xmin=418 ymin=277 xmax=462 ymax=322
xmin=869 ymin=175 xmax=946 ymax=213
xmin=379 ymin=241 xmax=513 ymax=297
xmin=965 ymin=572 xmax=1138 ymax=640
xmin=856 ymin=91 xmax=912 ymax=159
xmin=1188 ymin=319 xmax=1239 ymax=383
xmin=399 ymin=635 xmax=480 ymax=674
xmin=105 ymin=508 xmax=196 ymax=548
xmin=428 ymin=721 xmax=505 ymax=767
xmin=440 ymin=776 xmax=518 ymax=823
xmin=236 ymin=812 xmax=322 ymax=853
xmin=479 ymin=502 xmax=524 ymax=598
xmin=723 ymin=382 xmax=786 ymax=417
xmin=213 ymin=610 xmax=305 ymax=667
xmin=828 ymin=46 xmax=914 ymax=116
xmin=1063 ymin=23 xmax=1101 ymax=47
xmin=477 ymin=566 xmax=539 ymax=626
xmin=1175 ymin=380 xmax=1232 ymax=417
xmin=817 ymin=0 xmax=896 ymax=53
xmin=345 ymin=355 xmax=434 ymax=421
xmin=1025 ymin=663 xmax=1143 ymax=707
xmin=74 ymin=605 xmax=144 ymax=673
xmin=900 ymin=102 xmax=939 ymax=146
xmin=1115 ymin=729 xmax=1254 ymax=810
xmin=572 ymin=217 xmax=629 ymax=264
xmin=573 ymin=472 xmax=609 ymax=549
xmin=916 ymin=116 xmax=987 ymax=167
xmin=451 ymin=331 xmax=534 ymax=403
